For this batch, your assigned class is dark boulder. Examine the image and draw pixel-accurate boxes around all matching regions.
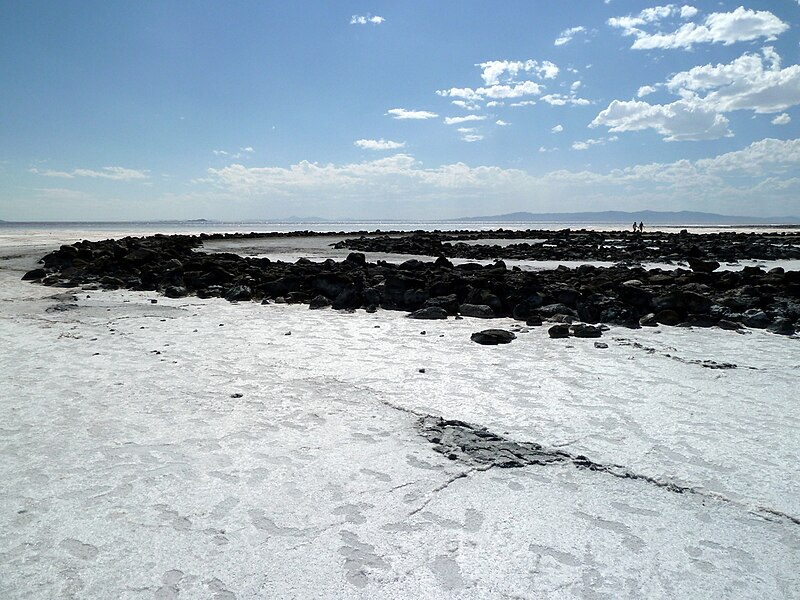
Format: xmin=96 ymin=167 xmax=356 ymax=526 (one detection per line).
xmin=767 ymin=317 xmax=795 ymax=336
xmin=22 ymin=268 xmax=47 ymax=280
xmin=687 ymin=258 xmax=720 ymax=273
xmin=332 ymin=285 xmax=362 ymax=310
xmin=459 ymin=304 xmax=495 ymax=318
xmin=655 ymin=309 xmax=682 ymax=326
xmin=309 ymin=294 xmax=331 ymax=309
xmin=470 ymin=329 xmax=516 ymax=345
xmin=742 ymin=309 xmax=770 ymax=329
xmin=408 ymin=306 xmax=448 ymax=320
xmin=346 ymin=252 xmax=366 ymax=266
xmin=225 ymin=285 xmax=252 ymax=302
xmin=164 ymin=285 xmax=188 ymax=298
xmin=548 ymin=324 xmax=571 ymax=338
xmin=424 ymin=294 xmax=459 ymax=314
xmin=571 ymin=323 xmax=602 ymax=338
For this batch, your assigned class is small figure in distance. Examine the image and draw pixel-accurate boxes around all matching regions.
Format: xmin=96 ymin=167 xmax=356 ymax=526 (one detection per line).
xmin=638 ymin=221 xmax=644 ymax=233
xmin=632 ymin=221 xmax=638 ymax=233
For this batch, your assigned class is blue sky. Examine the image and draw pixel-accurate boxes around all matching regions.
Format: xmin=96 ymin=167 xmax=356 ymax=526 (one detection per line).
xmin=2 ymin=0 xmax=800 ymax=220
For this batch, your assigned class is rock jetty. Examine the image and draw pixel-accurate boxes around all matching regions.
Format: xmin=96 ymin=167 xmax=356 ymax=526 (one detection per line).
xmin=22 ymin=232 xmax=800 ymax=335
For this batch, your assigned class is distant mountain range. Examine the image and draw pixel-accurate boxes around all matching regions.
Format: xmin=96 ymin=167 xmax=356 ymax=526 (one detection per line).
xmin=455 ymin=210 xmax=800 ymax=225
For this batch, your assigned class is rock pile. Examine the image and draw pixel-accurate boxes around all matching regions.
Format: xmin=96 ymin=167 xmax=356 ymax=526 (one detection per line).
xmin=23 ymin=233 xmax=800 ymax=335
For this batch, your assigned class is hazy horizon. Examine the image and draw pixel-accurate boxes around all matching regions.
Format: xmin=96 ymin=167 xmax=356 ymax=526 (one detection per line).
xmin=2 ymin=1 xmax=799 ymax=221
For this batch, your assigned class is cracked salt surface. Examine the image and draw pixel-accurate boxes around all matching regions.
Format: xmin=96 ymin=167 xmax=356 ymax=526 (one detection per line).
xmin=1 ymin=237 xmax=799 ymax=598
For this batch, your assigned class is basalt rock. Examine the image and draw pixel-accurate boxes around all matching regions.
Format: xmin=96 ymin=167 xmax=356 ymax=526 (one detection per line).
xmin=25 ymin=231 xmax=800 ymax=336
xmin=470 ymin=329 xmax=516 ymax=345
xmin=408 ymin=306 xmax=448 ymax=320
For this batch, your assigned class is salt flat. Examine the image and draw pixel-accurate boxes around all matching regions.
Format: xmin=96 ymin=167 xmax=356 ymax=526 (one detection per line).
xmin=1 ymin=238 xmax=798 ymax=599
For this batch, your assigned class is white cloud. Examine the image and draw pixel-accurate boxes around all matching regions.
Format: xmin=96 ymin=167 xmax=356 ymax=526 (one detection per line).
xmin=461 ymin=134 xmax=484 ymax=143
xmin=572 ymin=136 xmax=617 ymax=150
xmin=590 ymin=97 xmax=731 ymax=141
xmin=241 ymin=147 xmax=255 ymax=153
xmin=609 ymin=6 xmax=789 ymax=50
xmin=664 ymin=48 xmax=800 ymax=114
xmin=201 ymin=138 xmax=800 ymax=216
xmin=476 ymin=59 xmax=559 ymax=86
xmin=593 ymin=48 xmax=800 ymax=141
xmin=451 ymin=100 xmax=480 ymax=111
xmin=509 ymin=100 xmax=537 ymax=108
xmin=637 ymin=85 xmax=657 ymax=98
xmin=350 ymin=15 xmax=385 ymax=25
xmin=354 ymin=139 xmax=406 ymax=150
xmin=496 ymin=120 xmax=510 ymax=126
xmin=554 ymin=26 xmax=586 ymax=47
xmin=29 ymin=166 xmax=149 ymax=180
xmin=570 ymin=80 xmax=582 ymax=92
xmin=540 ymin=93 xmax=591 ymax=106
xmin=386 ymin=108 xmax=438 ymax=120
xmin=551 ymin=124 xmax=564 ymax=133
xmin=437 ymin=80 xmax=543 ymax=102
xmin=771 ymin=113 xmax=791 ymax=125
xmin=444 ymin=115 xmax=487 ymax=125
xmin=213 ymin=150 xmax=229 ymax=156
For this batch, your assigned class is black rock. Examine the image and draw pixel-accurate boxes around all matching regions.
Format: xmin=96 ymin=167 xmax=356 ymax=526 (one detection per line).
xmin=459 ymin=304 xmax=495 ymax=318
xmin=225 ymin=285 xmax=252 ymax=302
xmin=408 ymin=306 xmax=448 ymax=320
xmin=548 ymin=324 xmax=571 ymax=338
xmin=688 ymin=258 xmax=720 ymax=273
xmin=22 ymin=268 xmax=47 ymax=280
xmin=164 ymin=285 xmax=188 ymax=298
xmin=470 ymin=329 xmax=516 ymax=345
xmin=571 ymin=323 xmax=602 ymax=338
xmin=767 ymin=317 xmax=795 ymax=335
xmin=309 ymin=294 xmax=331 ymax=309
xmin=742 ymin=309 xmax=771 ymax=329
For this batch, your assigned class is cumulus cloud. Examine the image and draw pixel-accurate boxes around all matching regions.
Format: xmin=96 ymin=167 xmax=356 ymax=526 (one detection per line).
xmin=477 ymin=59 xmax=559 ymax=86
xmin=551 ymin=124 xmax=564 ymax=133
xmin=350 ymin=15 xmax=385 ymax=25
xmin=609 ymin=6 xmax=788 ymax=50
xmin=495 ymin=120 xmax=510 ymax=126
xmin=437 ymin=81 xmax=543 ymax=102
xmin=590 ymin=98 xmax=732 ymax=141
xmin=592 ymin=48 xmax=800 ymax=141
xmin=771 ymin=113 xmax=791 ymax=125
xmin=444 ymin=115 xmax=487 ymax=125
xmin=386 ymin=108 xmax=438 ymax=120
xmin=201 ymin=138 xmax=800 ymax=215
xmin=554 ymin=26 xmax=586 ymax=46
xmin=637 ymin=85 xmax=657 ymax=98
xmin=572 ymin=136 xmax=618 ymax=150
xmin=354 ymin=139 xmax=406 ymax=150
xmin=664 ymin=47 xmax=800 ymax=114
xmin=541 ymin=93 xmax=591 ymax=106
xmin=29 ymin=166 xmax=149 ymax=180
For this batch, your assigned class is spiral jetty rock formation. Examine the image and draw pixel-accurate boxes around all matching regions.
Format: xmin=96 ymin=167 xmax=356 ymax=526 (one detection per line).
xmin=21 ymin=230 xmax=800 ymax=335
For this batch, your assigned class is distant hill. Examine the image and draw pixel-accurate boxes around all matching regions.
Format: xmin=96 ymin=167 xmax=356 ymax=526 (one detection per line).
xmin=456 ymin=210 xmax=800 ymax=225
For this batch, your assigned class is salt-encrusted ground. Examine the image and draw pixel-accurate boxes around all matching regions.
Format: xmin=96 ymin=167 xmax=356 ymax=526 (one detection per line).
xmin=1 ymin=236 xmax=798 ymax=599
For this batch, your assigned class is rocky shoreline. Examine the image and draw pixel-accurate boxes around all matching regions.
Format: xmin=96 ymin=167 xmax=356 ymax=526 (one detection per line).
xmin=334 ymin=229 xmax=800 ymax=263
xmin=22 ymin=231 xmax=800 ymax=335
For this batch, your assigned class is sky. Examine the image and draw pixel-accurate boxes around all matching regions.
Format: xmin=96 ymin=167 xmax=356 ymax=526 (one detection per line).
xmin=1 ymin=0 xmax=800 ymax=221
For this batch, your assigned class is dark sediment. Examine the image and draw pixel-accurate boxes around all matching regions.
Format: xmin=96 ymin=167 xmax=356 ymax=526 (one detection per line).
xmin=23 ymin=231 xmax=800 ymax=335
